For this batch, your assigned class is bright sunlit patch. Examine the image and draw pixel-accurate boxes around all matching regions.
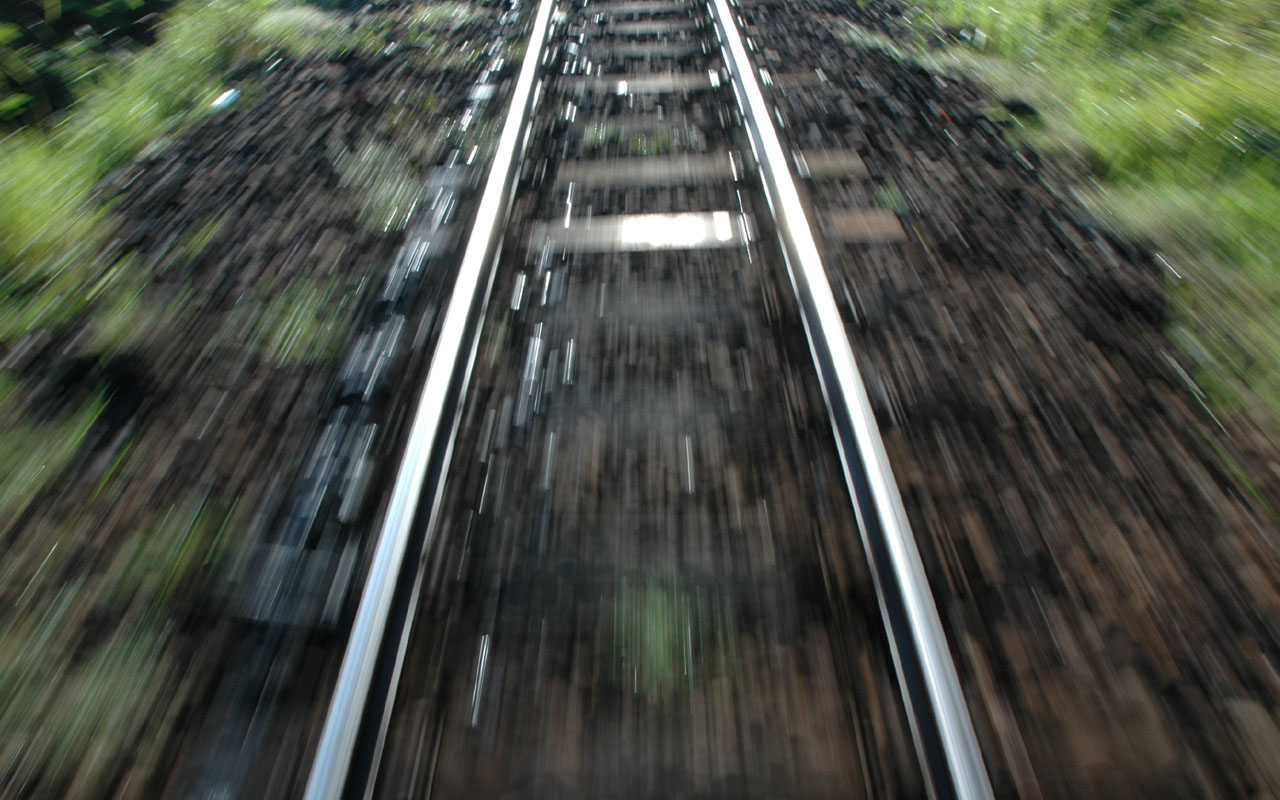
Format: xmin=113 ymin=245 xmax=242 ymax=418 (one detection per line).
xmin=713 ymin=211 xmax=733 ymax=242
xmin=620 ymin=213 xmax=714 ymax=248
xmin=531 ymin=212 xmax=748 ymax=252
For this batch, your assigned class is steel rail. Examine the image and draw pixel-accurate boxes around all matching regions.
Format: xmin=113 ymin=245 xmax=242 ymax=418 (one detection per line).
xmin=302 ymin=0 xmax=559 ymax=796
xmin=705 ymin=1 xmax=995 ymax=798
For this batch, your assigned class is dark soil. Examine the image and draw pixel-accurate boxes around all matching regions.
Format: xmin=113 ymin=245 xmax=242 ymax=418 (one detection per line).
xmin=740 ymin=1 xmax=1280 ymax=797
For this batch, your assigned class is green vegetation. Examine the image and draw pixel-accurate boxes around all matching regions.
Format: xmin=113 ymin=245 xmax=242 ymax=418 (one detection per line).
xmin=0 ymin=0 xmax=499 ymax=789
xmin=103 ymin=494 xmax=235 ymax=615
xmin=243 ymin=278 xmax=355 ymax=365
xmin=0 ymin=376 xmax=103 ymax=524
xmin=844 ymin=0 xmax=1280 ymax=430
xmin=581 ymin=121 xmax=706 ymax=155
xmin=0 ymin=599 xmax=175 ymax=794
xmin=0 ymin=1 xmax=472 ymax=792
xmin=0 ymin=0 xmax=175 ymax=125
xmin=0 ymin=492 xmax=234 ymax=793
xmin=335 ymin=135 xmax=444 ymax=232
xmin=0 ymin=0 xmax=379 ymax=348
xmin=1 ymin=0 xmax=481 ymax=349
xmin=176 ymin=215 xmax=227 ymax=267
xmin=605 ymin=577 xmax=740 ymax=701
xmin=874 ymin=180 xmax=908 ymax=214
xmin=409 ymin=1 xmax=481 ymax=29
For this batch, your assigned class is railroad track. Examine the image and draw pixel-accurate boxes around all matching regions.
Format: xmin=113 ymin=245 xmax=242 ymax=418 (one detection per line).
xmin=304 ymin=0 xmax=993 ymax=797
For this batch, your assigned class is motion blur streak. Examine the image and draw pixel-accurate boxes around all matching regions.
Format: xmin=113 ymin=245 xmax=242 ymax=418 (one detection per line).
xmin=2 ymin=0 xmax=1279 ymax=796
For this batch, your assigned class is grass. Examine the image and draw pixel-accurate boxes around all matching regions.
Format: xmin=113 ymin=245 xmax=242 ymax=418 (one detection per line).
xmin=244 ymin=278 xmax=355 ymax=365
xmin=839 ymin=0 xmax=1280 ymax=433
xmin=581 ymin=121 xmax=704 ymax=155
xmin=1 ymin=0 xmax=482 ymax=355
xmin=0 ymin=376 xmax=104 ymax=526
xmin=0 ymin=1 xmax=443 ymax=792
xmin=0 ymin=492 xmax=234 ymax=794
xmin=335 ymin=135 xmax=440 ymax=233
xmin=0 ymin=0 xmax=385 ymax=349
xmin=410 ymin=1 xmax=482 ymax=30
xmin=605 ymin=576 xmax=739 ymax=701
xmin=0 ymin=611 xmax=173 ymax=795
xmin=103 ymin=494 xmax=236 ymax=615
xmin=0 ymin=0 xmax=493 ymax=788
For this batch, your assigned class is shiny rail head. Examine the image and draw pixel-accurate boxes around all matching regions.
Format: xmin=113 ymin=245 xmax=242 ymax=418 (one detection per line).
xmin=703 ymin=0 xmax=996 ymax=798
xmin=301 ymin=0 xmax=561 ymax=798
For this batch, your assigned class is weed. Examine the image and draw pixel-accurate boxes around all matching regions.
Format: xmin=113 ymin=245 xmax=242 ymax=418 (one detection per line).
xmin=838 ymin=0 xmax=1280 ymax=433
xmin=236 ymin=277 xmax=354 ymax=365
xmin=604 ymin=576 xmax=739 ymax=701
xmin=0 ymin=0 xmax=462 ymax=793
xmin=874 ymin=181 xmax=908 ymax=214
xmin=0 ymin=0 xmax=387 ymax=346
xmin=177 ymin=215 xmax=227 ymax=267
xmin=333 ymin=135 xmax=430 ymax=233
xmin=411 ymin=2 xmax=481 ymax=30
xmin=0 ymin=588 xmax=173 ymax=795
xmin=0 ymin=377 xmax=104 ymax=527
xmin=0 ymin=480 xmax=239 ymax=794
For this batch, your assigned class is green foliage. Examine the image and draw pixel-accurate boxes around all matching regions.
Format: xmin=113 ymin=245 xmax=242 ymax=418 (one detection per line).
xmin=410 ymin=2 xmax=481 ymax=30
xmin=850 ymin=0 xmax=1280 ymax=430
xmin=0 ymin=491 xmax=234 ymax=794
xmin=581 ymin=121 xmax=705 ymax=155
xmin=243 ymin=278 xmax=354 ymax=365
xmin=0 ymin=0 xmax=468 ymax=793
xmin=874 ymin=180 xmax=908 ymax=214
xmin=400 ymin=4 xmax=484 ymax=63
xmin=103 ymin=494 xmax=235 ymax=614
xmin=85 ymin=256 xmax=165 ymax=353
xmin=0 ymin=376 xmax=104 ymax=525
xmin=334 ymin=135 xmax=434 ymax=232
xmin=0 ymin=24 xmax=22 ymax=47
xmin=0 ymin=135 xmax=102 ymax=300
xmin=177 ymin=215 xmax=226 ymax=266
xmin=0 ymin=90 xmax=32 ymax=117
xmin=0 ymin=594 xmax=174 ymax=794
xmin=0 ymin=0 xmax=381 ymax=352
xmin=2 ymin=0 xmax=168 ymax=34
xmin=249 ymin=4 xmax=377 ymax=59
xmin=60 ymin=0 xmax=303 ymax=176
xmin=605 ymin=576 xmax=740 ymax=701
xmin=0 ymin=0 xmax=177 ymax=124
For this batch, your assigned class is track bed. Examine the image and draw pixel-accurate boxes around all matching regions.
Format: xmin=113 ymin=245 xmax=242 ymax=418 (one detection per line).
xmin=366 ymin=1 xmax=933 ymax=797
